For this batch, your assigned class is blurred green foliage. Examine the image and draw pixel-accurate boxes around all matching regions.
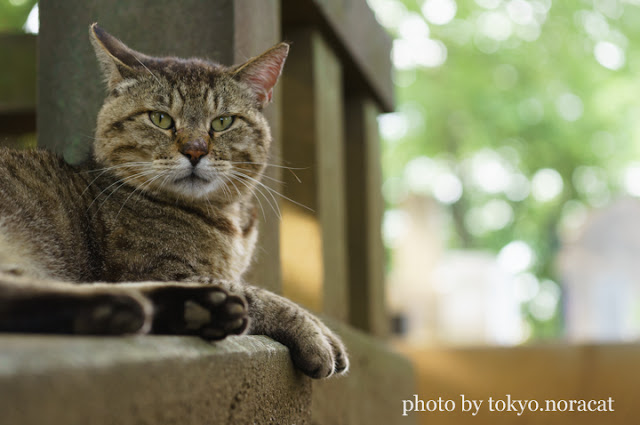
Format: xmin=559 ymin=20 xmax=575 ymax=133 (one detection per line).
xmin=0 ymin=0 xmax=36 ymax=33
xmin=0 ymin=0 xmax=36 ymax=150
xmin=371 ymin=0 xmax=640 ymax=339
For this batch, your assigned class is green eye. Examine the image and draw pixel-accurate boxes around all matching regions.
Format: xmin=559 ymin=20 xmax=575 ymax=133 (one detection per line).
xmin=149 ymin=111 xmax=174 ymax=129
xmin=211 ymin=115 xmax=235 ymax=132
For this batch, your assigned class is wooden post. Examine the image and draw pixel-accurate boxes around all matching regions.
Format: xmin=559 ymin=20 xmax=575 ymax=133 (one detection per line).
xmin=38 ymin=0 xmax=282 ymax=293
xmin=0 ymin=34 xmax=36 ymax=137
xmin=232 ymin=0 xmax=283 ymax=296
xmin=345 ymin=96 xmax=387 ymax=336
xmin=280 ymin=28 xmax=349 ymax=322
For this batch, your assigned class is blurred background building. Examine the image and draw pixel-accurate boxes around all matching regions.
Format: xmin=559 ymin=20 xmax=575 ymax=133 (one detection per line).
xmin=558 ymin=198 xmax=640 ymax=342
xmin=367 ymin=0 xmax=640 ymax=347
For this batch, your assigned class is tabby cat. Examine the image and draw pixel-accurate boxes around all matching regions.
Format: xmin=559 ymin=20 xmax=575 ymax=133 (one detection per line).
xmin=0 ymin=24 xmax=348 ymax=379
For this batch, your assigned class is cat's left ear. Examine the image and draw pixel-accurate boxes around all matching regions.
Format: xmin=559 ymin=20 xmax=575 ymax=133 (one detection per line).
xmin=89 ymin=23 xmax=149 ymax=90
xmin=232 ymin=43 xmax=289 ymax=109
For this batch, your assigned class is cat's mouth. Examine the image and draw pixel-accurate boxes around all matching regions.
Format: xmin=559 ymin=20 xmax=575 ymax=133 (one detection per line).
xmin=174 ymin=172 xmax=209 ymax=184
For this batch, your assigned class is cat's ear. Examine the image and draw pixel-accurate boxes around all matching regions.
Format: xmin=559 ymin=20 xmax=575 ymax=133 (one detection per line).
xmin=89 ymin=23 xmax=147 ymax=89
xmin=232 ymin=42 xmax=289 ymax=109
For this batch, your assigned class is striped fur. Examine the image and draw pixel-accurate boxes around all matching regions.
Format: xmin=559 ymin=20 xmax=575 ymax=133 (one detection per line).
xmin=0 ymin=25 xmax=348 ymax=379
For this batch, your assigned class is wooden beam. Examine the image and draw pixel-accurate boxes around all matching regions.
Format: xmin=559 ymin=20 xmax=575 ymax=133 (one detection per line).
xmin=281 ymin=28 xmax=349 ymax=321
xmin=282 ymin=0 xmax=394 ymax=112
xmin=345 ymin=96 xmax=387 ymax=336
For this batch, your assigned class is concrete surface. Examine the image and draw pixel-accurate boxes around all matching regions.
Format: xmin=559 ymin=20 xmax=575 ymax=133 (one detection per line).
xmin=0 ymin=335 xmax=311 ymax=425
xmin=313 ymin=322 xmax=418 ymax=425
xmin=0 ymin=324 xmax=417 ymax=425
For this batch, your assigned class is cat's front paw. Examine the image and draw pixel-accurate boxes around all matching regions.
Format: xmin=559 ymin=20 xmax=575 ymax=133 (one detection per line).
xmin=145 ymin=285 xmax=248 ymax=340
xmin=278 ymin=311 xmax=349 ymax=379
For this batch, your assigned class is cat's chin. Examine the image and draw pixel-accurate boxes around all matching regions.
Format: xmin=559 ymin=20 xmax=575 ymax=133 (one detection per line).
xmin=174 ymin=173 xmax=209 ymax=186
xmin=168 ymin=175 xmax=221 ymax=200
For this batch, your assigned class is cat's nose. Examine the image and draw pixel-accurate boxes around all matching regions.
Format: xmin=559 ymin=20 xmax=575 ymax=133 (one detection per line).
xmin=180 ymin=139 xmax=208 ymax=166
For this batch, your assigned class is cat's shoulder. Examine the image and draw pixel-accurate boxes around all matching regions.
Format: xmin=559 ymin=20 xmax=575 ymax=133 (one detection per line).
xmin=0 ymin=147 xmax=81 ymax=168
xmin=0 ymin=147 xmax=91 ymax=182
xmin=1 ymin=146 xmax=60 ymax=160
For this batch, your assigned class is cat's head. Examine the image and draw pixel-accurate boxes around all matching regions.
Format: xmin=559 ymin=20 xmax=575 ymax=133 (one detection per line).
xmin=89 ymin=23 xmax=288 ymax=202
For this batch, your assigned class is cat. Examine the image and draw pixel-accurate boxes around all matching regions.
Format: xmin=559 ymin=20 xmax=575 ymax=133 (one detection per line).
xmin=0 ymin=23 xmax=348 ymax=380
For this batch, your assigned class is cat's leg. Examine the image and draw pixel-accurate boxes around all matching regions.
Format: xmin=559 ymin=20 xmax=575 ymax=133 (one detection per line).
xmin=0 ymin=274 xmax=151 ymax=335
xmin=186 ymin=277 xmax=349 ymax=379
xmin=243 ymin=284 xmax=349 ymax=379
xmin=0 ymin=277 xmax=247 ymax=339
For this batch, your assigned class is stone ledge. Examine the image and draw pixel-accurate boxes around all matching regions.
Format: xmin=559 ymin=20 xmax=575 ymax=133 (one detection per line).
xmin=313 ymin=323 xmax=418 ymax=425
xmin=0 ymin=335 xmax=311 ymax=425
xmin=0 ymin=324 xmax=417 ymax=425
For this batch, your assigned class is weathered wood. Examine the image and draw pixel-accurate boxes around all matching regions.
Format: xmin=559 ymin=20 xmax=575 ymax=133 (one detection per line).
xmin=232 ymin=0 xmax=283 ymax=295
xmin=0 ymin=112 xmax=35 ymax=139
xmin=345 ymin=96 xmax=387 ymax=336
xmin=0 ymin=34 xmax=36 ymax=130
xmin=0 ymin=34 xmax=36 ymax=147
xmin=282 ymin=0 xmax=394 ymax=112
xmin=281 ymin=28 xmax=349 ymax=321
xmin=38 ymin=0 xmax=282 ymax=293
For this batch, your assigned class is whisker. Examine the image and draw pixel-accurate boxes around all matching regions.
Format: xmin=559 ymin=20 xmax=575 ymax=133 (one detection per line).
xmin=81 ymin=163 xmax=149 ymax=197
xmin=229 ymin=161 xmax=309 ymax=170
xmin=216 ymin=175 xmax=233 ymax=203
xmin=131 ymin=168 xmax=173 ymax=208
xmin=225 ymin=174 xmax=268 ymax=220
xmin=228 ymin=172 xmax=281 ymax=219
xmin=229 ymin=161 xmax=304 ymax=184
xmin=87 ymin=170 xmax=157 ymax=214
xmin=78 ymin=133 xmax=111 ymax=141
xmin=229 ymin=161 xmax=308 ymax=171
xmin=286 ymin=168 xmax=303 ymax=184
xmin=230 ymin=170 xmax=313 ymax=213
xmin=157 ymin=170 xmax=175 ymax=195
xmin=85 ymin=162 xmax=150 ymax=174
xmin=114 ymin=172 xmax=167 ymax=221
xmin=252 ymin=173 xmax=286 ymax=185
xmin=252 ymin=182 xmax=279 ymax=219
xmin=133 ymin=56 xmax=162 ymax=85
xmin=96 ymin=171 xmax=157 ymax=211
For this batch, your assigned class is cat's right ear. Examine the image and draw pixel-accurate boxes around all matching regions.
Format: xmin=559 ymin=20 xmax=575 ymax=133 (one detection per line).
xmin=89 ymin=23 xmax=146 ymax=89
xmin=232 ymin=42 xmax=289 ymax=109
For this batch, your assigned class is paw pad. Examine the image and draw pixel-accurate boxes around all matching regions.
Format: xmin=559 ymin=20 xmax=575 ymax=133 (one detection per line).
xmin=148 ymin=285 xmax=248 ymax=340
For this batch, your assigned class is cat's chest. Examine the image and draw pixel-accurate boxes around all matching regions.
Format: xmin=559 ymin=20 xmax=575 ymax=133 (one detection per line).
xmin=101 ymin=200 xmax=256 ymax=282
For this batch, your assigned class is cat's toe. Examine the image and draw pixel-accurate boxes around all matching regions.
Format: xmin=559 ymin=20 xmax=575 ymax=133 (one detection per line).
xmin=197 ymin=291 xmax=248 ymax=340
xmin=224 ymin=317 xmax=248 ymax=334
xmin=287 ymin=319 xmax=348 ymax=379
xmin=74 ymin=294 xmax=148 ymax=335
xmin=329 ymin=334 xmax=349 ymax=375
xmin=294 ymin=346 xmax=335 ymax=379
